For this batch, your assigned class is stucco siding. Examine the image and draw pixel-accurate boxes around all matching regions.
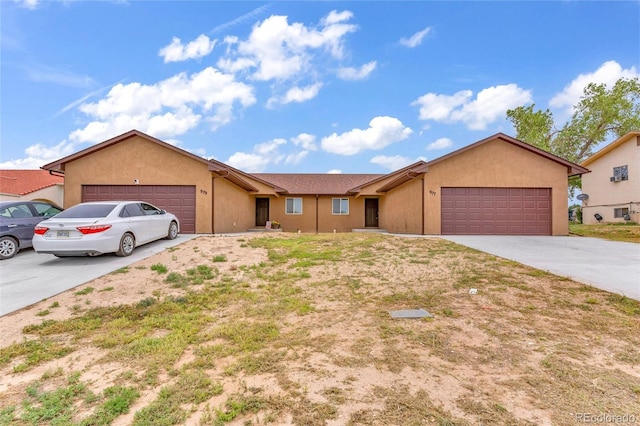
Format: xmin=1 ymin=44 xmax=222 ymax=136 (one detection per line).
xmin=212 ymin=177 xmax=255 ymax=233
xmin=63 ymin=135 xmax=213 ymax=233
xmin=380 ymin=178 xmax=423 ymax=234
xmin=267 ymin=195 xmax=368 ymax=232
xmin=582 ymin=136 xmax=639 ymax=224
xmin=422 ymin=139 xmax=570 ymax=235
xmin=0 ymin=185 xmax=64 ymax=207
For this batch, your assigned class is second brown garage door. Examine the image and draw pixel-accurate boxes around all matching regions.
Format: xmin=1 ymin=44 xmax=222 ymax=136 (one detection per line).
xmin=82 ymin=185 xmax=196 ymax=233
xmin=441 ymin=187 xmax=551 ymax=235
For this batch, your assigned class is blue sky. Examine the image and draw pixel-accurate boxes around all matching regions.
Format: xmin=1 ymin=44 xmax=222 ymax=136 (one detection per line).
xmin=1 ymin=1 xmax=639 ymax=174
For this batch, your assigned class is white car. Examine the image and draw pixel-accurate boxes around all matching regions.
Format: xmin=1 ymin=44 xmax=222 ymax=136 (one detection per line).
xmin=33 ymin=201 xmax=179 ymax=257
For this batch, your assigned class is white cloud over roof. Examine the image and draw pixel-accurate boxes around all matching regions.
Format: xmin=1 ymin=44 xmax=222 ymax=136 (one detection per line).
xmin=426 ymin=137 xmax=453 ymax=151
xmin=321 ymin=116 xmax=413 ymax=155
xmin=69 ymin=67 xmax=255 ymax=143
xmin=412 ymin=84 xmax=532 ymax=130
xmin=549 ymin=60 xmax=639 ymax=113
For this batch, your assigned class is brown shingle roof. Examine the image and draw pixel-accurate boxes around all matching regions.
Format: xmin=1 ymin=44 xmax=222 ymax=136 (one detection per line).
xmin=0 ymin=170 xmax=64 ymax=196
xmin=252 ymin=173 xmax=384 ymax=195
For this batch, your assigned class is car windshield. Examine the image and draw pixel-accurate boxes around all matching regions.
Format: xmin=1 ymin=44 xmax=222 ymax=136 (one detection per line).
xmin=53 ymin=204 xmax=117 ymax=219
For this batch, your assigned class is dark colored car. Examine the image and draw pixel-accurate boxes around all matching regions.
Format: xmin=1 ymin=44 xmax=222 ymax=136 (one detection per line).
xmin=0 ymin=201 xmax=63 ymax=259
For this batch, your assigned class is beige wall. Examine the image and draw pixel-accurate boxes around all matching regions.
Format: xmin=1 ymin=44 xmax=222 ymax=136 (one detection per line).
xmin=63 ymin=135 xmax=214 ymax=233
xmin=0 ymin=184 xmax=64 ymax=207
xmin=212 ymin=177 xmax=256 ymax=233
xmin=266 ymin=195 xmax=369 ymax=232
xmin=379 ymin=178 xmax=423 ymax=234
xmin=582 ymin=136 xmax=639 ymax=224
xmin=422 ymin=139 xmax=571 ymax=235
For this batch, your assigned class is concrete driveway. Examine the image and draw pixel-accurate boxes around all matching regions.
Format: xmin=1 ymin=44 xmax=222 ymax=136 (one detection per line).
xmin=0 ymin=234 xmax=199 ymax=316
xmin=440 ymin=235 xmax=640 ymax=301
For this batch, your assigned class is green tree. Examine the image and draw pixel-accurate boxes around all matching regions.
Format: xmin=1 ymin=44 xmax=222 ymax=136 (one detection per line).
xmin=507 ymin=77 xmax=640 ymax=164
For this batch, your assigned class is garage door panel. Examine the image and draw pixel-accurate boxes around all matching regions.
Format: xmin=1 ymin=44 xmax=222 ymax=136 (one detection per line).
xmin=441 ymin=187 xmax=551 ymax=235
xmin=82 ymin=185 xmax=196 ymax=234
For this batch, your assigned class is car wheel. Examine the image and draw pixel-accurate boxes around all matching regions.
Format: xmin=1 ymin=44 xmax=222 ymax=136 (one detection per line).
xmin=167 ymin=221 xmax=178 ymax=240
xmin=116 ymin=233 xmax=135 ymax=257
xmin=0 ymin=236 xmax=18 ymax=260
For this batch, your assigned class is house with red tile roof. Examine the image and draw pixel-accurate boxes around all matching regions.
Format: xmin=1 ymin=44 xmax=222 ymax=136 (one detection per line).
xmin=0 ymin=170 xmax=64 ymax=207
xmin=41 ymin=129 xmax=589 ymax=235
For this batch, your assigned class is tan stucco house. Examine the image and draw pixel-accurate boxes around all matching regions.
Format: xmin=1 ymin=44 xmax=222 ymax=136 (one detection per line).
xmin=580 ymin=131 xmax=640 ymax=224
xmin=41 ymin=130 xmax=588 ymax=235
xmin=0 ymin=170 xmax=64 ymax=207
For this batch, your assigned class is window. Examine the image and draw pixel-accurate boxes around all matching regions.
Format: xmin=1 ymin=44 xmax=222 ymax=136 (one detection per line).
xmin=120 ymin=204 xmax=144 ymax=217
xmin=32 ymin=203 xmax=62 ymax=217
xmin=6 ymin=204 xmax=34 ymax=219
xmin=613 ymin=165 xmax=628 ymax=181
xmin=332 ymin=198 xmax=349 ymax=215
xmin=614 ymin=207 xmax=629 ymax=218
xmin=141 ymin=203 xmax=161 ymax=215
xmin=285 ymin=198 xmax=302 ymax=215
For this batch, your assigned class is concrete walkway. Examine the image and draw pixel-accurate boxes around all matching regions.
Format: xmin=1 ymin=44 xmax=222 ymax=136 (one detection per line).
xmin=440 ymin=235 xmax=640 ymax=301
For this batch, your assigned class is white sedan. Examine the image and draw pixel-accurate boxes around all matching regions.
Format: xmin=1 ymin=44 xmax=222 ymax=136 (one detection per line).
xmin=33 ymin=201 xmax=180 ymax=257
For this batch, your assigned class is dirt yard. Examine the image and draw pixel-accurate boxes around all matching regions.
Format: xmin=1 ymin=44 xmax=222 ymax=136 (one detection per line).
xmin=1 ymin=233 xmax=638 ymax=425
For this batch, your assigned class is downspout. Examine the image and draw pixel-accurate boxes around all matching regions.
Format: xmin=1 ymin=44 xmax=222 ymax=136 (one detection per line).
xmin=421 ymin=178 xmax=425 ymax=235
xmin=316 ymin=194 xmax=319 ymax=234
xmin=48 ymin=170 xmax=65 ymax=177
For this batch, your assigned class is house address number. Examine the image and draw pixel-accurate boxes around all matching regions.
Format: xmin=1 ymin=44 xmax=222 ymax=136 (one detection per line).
xmin=200 ymin=189 xmax=208 ymax=195
xmin=429 ymin=190 xmax=437 ymax=196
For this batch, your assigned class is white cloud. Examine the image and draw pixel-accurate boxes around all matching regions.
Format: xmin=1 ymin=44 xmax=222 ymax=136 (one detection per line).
xmin=159 ymin=35 xmax=217 ymax=63
xmin=412 ymin=84 xmax=532 ymax=130
xmin=327 ymin=169 xmax=342 ymax=174
xmin=217 ymin=10 xmax=357 ymax=81
xmin=549 ymin=60 xmax=640 ymax=113
xmin=291 ymin=133 xmax=317 ymax=151
xmin=0 ymin=139 xmax=76 ymax=169
xmin=321 ymin=116 xmax=413 ymax=155
xmin=16 ymin=0 xmax=39 ymax=9
xmin=226 ymin=138 xmax=289 ymax=172
xmin=426 ymin=137 xmax=453 ymax=150
xmin=70 ymin=67 xmax=255 ymax=144
xmin=370 ymin=155 xmax=414 ymax=171
xmin=336 ymin=61 xmax=377 ymax=81
xmin=225 ymin=152 xmax=272 ymax=173
xmin=400 ymin=27 xmax=432 ymax=48
xmin=285 ymin=151 xmax=308 ymax=165
xmin=268 ymin=82 xmax=323 ymax=108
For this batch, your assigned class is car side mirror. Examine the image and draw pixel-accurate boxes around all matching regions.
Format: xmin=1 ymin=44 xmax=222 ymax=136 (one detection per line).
xmin=159 ymin=210 xmax=166 ymax=215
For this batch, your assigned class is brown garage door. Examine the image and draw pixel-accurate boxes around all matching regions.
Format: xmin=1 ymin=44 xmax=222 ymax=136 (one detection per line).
xmin=441 ymin=187 xmax=551 ymax=235
xmin=82 ymin=185 xmax=196 ymax=233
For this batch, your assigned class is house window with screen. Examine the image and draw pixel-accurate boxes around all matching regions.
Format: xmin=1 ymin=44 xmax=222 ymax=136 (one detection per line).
xmin=286 ymin=198 xmax=302 ymax=215
xmin=614 ymin=207 xmax=629 ymax=218
xmin=332 ymin=198 xmax=349 ymax=215
xmin=612 ymin=165 xmax=628 ymax=181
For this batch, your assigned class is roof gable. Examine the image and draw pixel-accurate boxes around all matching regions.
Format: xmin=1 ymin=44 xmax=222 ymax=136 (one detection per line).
xmin=426 ymin=133 xmax=589 ymax=177
xmin=0 ymin=170 xmax=64 ymax=196
xmin=580 ymin=131 xmax=640 ymax=167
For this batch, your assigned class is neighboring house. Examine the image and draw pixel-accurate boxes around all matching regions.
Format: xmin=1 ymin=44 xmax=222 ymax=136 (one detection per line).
xmin=580 ymin=131 xmax=640 ymax=224
xmin=41 ymin=130 xmax=588 ymax=236
xmin=0 ymin=169 xmax=64 ymax=207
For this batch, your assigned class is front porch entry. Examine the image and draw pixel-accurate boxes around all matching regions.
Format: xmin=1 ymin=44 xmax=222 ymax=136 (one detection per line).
xmin=365 ymin=198 xmax=379 ymax=227
xmin=255 ymin=198 xmax=269 ymax=226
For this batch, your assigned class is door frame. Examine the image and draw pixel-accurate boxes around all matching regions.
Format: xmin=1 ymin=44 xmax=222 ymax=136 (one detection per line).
xmin=255 ymin=197 xmax=270 ymax=227
xmin=364 ymin=198 xmax=379 ymax=228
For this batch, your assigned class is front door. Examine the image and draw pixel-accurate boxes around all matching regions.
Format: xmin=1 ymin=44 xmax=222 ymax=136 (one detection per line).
xmin=256 ymin=198 xmax=269 ymax=226
xmin=365 ymin=198 xmax=379 ymax=227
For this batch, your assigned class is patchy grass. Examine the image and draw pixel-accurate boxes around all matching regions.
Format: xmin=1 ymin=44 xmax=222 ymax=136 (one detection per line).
xmin=570 ymin=222 xmax=640 ymax=243
xmin=1 ymin=233 xmax=638 ymax=425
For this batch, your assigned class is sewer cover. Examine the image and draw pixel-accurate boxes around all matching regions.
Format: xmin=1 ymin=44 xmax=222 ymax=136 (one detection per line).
xmin=389 ymin=308 xmax=433 ymax=319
